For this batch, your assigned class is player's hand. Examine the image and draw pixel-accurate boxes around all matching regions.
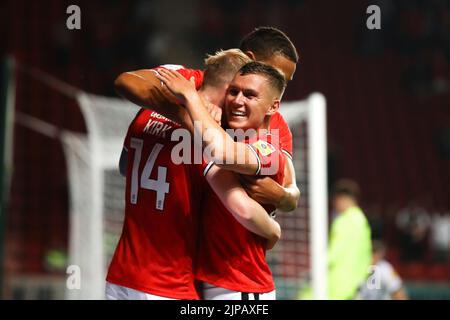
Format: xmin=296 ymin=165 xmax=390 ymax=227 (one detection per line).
xmin=239 ymin=175 xmax=285 ymax=206
xmin=155 ymin=68 xmax=197 ymax=105
xmin=267 ymin=219 xmax=281 ymax=250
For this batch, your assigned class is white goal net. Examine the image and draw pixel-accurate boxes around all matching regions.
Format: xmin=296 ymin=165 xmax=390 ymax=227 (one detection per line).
xmin=64 ymin=93 xmax=138 ymax=299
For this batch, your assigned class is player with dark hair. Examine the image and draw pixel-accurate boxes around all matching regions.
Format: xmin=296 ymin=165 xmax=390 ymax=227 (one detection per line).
xmin=239 ymin=26 xmax=299 ymax=81
xmin=156 ymin=61 xmax=289 ymax=300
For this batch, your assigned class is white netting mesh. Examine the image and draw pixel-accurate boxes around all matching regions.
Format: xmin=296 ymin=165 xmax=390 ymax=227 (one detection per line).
xmin=65 ymin=94 xmax=138 ymax=299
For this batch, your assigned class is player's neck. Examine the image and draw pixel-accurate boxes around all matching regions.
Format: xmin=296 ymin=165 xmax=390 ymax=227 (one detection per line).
xmin=199 ymin=86 xmax=224 ymax=107
xmin=260 ymin=116 xmax=271 ymax=131
xmin=241 ymin=117 xmax=270 ymax=133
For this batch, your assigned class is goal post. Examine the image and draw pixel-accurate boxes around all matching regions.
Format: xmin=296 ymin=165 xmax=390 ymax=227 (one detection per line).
xmin=272 ymin=93 xmax=328 ymax=300
xmin=306 ymin=93 xmax=328 ymax=300
xmin=65 ymin=93 xmax=138 ymax=299
xmin=0 ymin=56 xmax=16 ymax=299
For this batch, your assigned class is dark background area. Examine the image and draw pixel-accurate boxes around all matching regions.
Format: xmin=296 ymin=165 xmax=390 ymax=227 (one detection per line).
xmin=1 ymin=0 xmax=449 ymax=297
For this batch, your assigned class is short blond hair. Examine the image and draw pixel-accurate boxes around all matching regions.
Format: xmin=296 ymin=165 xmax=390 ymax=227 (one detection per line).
xmin=202 ymin=49 xmax=252 ymax=89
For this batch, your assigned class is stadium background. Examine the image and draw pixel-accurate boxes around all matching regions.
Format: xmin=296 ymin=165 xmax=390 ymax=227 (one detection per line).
xmin=1 ymin=0 xmax=449 ymax=299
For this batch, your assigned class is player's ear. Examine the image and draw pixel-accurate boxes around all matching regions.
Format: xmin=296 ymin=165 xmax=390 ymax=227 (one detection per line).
xmin=266 ymin=99 xmax=280 ymax=116
xmin=244 ymin=50 xmax=257 ymax=61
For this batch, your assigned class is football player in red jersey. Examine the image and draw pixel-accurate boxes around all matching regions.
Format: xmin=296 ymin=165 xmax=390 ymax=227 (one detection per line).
xmin=115 ymin=26 xmax=300 ymax=212
xmin=106 ymin=50 xmax=282 ymax=300
xmin=156 ymin=62 xmax=288 ymax=300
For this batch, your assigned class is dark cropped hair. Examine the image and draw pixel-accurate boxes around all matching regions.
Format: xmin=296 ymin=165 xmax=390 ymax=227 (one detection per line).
xmin=239 ymin=26 xmax=299 ymax=63
xmin=238 ymin=61 xmax=286 ymax=96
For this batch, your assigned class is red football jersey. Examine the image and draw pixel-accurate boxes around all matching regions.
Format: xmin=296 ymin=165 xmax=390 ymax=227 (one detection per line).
xmin=106 ymin=67 xmax=205 ymax=299
xmin=183 ymin=68 xmax=293 ymax=158
xmin=151 ymin=64 xmax=204 ymax=90
xmin=269 ymin=111 xmax=293 ymax=158
xmin=195 ymin=133 xmax=286 ymax=293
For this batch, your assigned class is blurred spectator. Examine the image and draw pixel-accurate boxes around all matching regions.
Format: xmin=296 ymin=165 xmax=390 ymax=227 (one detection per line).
xmin=357 ymin=0 xmax=450 ymax=99
xmin=430 ymin=212 xmax=450 ymax=263
xmin=327 ymin=179 xmax=372 ymax=300
xmin=297 ymin=179 xmax=372 ymax=300
xmin=357 ymin=240 xmax=409 ymax=300
xmin=396 ymin=205 xmax=431 ymax=262
xmin=392 ymin=0 xmax=450 ymax=99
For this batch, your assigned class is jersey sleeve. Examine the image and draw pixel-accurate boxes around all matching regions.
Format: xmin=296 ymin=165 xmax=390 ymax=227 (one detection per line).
xmin=193 ymin=155 xmax=213 ymax=179
xmin=176 ymin=68 xmax=204 ymax=90
xmin=247 ymin=135 xmax=286 ymax=179
xmin=154 ymin=64 xmax=204 ymax=90
xmin=123 ymin=108 xmax=145 ymax=150
xmin=269 ymin=112 xmax=293 ymax=159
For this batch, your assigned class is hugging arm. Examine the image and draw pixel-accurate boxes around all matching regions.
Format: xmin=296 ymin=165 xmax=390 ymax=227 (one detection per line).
xmin=206 ymin=165 xmax=281 ymax=250
xmin=155 ymin=68 xmax=261 ymax=175
xmin=114 ymin=69 xmax=194 ymax=131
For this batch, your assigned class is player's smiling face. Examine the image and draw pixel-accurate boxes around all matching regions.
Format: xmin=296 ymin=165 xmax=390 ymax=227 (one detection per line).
xmin=224 ymin=73 xmax=277 ymax=131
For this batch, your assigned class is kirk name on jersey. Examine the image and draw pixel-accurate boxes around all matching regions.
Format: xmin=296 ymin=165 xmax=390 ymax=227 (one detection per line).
xmin=143 ymin=116 xmax=174 ymax=139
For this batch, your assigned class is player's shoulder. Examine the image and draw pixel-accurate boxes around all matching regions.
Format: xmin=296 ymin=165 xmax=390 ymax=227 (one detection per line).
xmin=129 ymin=108 xmax=151 ymax=124
xmin=131 ymin=108 xmax=179 ymax=129
xmin=137 ymin=65 xmax=186 ymax=78
xmin=270 ymin=111 xmax=283 ymax=122
xmin=269 ymin=111 xmax=289 ymax=128
xmin=156 ymin=64 xmax=204 ymax=89
xmin=154 ymin=64 xmax=203 ymax=75
xmin=269 ymin=112 xmax=292 ymax=147
xmin=157 ymin=64 xmax=186 ymax=71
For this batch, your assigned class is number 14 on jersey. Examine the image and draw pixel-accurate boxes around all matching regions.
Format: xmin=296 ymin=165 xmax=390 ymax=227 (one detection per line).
xmin=129 ymin=138 xmax=170 ymax=210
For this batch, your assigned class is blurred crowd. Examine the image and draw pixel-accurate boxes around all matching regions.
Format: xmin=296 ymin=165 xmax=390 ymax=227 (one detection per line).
xmin=395 ymin=205 xmax=450 ymax=264
xmin=48 ymin=0 xmax=450 ymax=100
xmin=359 ymin=0 xmax=450 ymax=100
